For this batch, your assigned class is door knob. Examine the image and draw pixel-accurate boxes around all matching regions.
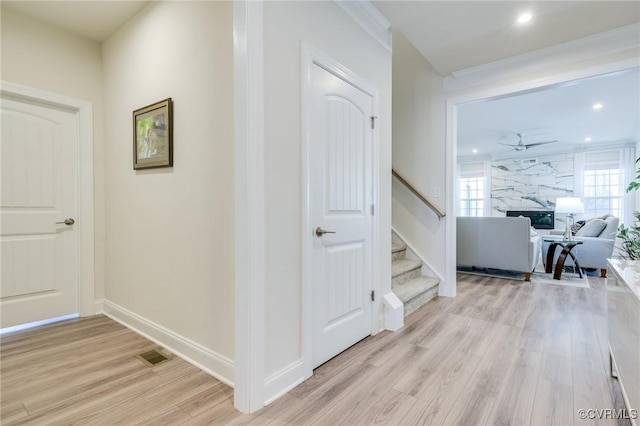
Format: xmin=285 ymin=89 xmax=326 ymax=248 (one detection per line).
xmin=56 ymin=218 xmax=75 ymax=226
xmin=315 ymin=227 xmax=336 ymax=237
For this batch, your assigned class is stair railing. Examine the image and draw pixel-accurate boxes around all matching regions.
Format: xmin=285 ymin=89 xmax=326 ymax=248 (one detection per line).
xmin=392 ymin=169 xmax=446 ymax=220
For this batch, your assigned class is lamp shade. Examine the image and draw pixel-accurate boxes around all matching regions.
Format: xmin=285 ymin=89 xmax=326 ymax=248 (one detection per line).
xmin=555 ymin=197 xmax=584 ymax=214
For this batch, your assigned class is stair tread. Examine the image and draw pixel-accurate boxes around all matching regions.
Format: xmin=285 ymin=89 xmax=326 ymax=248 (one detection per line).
xmin=391 ymin=243 xmax=406 ymax=253
xmin=392 ymin=259 xmax=422 ymax=277
xmin=393 ymin=277 xmax=439 ymax=303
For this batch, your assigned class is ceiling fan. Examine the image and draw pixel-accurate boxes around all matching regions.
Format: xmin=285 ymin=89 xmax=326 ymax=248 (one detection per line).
xmin=499 ymin=133 xmax=557 ymax=151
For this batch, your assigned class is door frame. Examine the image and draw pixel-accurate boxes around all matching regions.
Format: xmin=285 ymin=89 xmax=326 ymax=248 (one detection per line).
xmin=1 ymin=81 xmax=95 ymax=319
xmin=301 ymin=43 xmax=381 ymax=379
xmin=443 ymin=58 xmax=640 ymax=297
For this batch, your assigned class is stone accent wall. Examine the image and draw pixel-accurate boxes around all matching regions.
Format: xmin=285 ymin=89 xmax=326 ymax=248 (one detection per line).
xmin=491 ymin=153 xmax=574 ymax=216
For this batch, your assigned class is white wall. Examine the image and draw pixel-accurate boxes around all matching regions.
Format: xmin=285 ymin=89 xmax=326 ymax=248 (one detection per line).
xmin=102 ymin=1 xmax=234 ymax=375
xmin=391 ymin=32 xmax=447 ymax=280
xmin=262 ymin=0 xmax=392 ymax=382
xmin=1 ymin=6 xmax=106 ymax=301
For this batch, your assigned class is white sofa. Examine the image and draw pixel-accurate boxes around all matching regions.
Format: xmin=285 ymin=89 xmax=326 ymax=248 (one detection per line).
xmin=457 ymin=216 xmax=541 ymax=281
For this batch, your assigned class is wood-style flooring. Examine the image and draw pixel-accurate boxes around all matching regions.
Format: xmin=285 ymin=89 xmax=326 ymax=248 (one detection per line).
xmin=1 ymin=273 xmax=630 ymax=425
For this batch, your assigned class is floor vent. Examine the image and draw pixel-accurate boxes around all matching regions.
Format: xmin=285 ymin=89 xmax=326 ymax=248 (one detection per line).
xmin=136 ymin=349 xmax=171 ymax=367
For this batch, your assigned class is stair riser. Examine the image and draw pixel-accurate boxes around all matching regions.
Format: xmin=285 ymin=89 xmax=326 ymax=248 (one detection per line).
xmin=392 ymin=267 xmax=421 ymax=287
xmin=403 ymin=286 xmax=438 ymax=317
xmin=392 ymin=249 xmax=406 ymax=262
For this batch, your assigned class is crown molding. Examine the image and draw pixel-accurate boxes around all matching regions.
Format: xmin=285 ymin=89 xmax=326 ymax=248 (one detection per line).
xmin=485 ymin=140 xmax=636 ymax=162
xmin=445 ymin=23 xmax=640 ymax=92
xmin=336 ymin=0 xmax=392 ymax=52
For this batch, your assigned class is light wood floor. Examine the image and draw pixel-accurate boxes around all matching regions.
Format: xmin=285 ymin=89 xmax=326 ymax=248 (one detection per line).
xmin=1 ymin=274 xmax=630 ymax=425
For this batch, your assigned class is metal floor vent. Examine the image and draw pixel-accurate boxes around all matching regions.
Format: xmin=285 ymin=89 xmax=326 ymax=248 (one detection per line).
xmin=136 ymin=349 xmax=171 ymax=367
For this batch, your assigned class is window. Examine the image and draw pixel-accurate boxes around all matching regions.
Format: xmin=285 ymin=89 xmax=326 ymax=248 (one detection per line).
xmin=459 ymin=176 xmax=485 ymax=217
xmin=577 ymin=148 xmax=635 ymax=226
xmin=583 ymin=168 xmax=622 ymax=219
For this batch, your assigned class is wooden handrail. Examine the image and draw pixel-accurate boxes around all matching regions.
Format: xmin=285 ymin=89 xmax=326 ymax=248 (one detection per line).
xmin=392 ymin=169 xmax=446 ymax=220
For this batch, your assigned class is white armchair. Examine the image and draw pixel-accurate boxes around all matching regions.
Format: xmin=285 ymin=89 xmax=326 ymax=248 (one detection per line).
xmin=542 ymin=215 xmax=619 ymax=277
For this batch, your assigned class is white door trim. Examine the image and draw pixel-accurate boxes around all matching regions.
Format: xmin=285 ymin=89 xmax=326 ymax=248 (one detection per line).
xmin=444 ymin=58 xmax=640 ymax=296
xmin=301 ymin=43 xmax=381 ymax=379
xmin=233 ymin=0 xmax=265 ymax=414
xmin=0 ymin=80 xmax=95 ymax=318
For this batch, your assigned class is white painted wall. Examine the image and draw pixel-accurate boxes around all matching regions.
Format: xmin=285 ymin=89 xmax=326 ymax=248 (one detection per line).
xmin=262 ymin=0 xmax=392 ymax=380
xmin=102 ymin=1 xmax=234 ymax=364
xmin=1 ymin=6 xmax=106 ymax=301
xmin=391 ymin=32 xmax=447 ymax=281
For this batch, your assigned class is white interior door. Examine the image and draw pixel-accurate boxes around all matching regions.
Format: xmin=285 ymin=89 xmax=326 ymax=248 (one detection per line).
xmin=310 ymin=62 xmax=374 ymax=368
xmin=1 ymin=95 xmax=80 ymax=328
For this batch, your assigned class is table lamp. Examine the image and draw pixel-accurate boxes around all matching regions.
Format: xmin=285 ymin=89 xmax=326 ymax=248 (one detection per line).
xmin=555 ymin=197 xmax=583 ymax=241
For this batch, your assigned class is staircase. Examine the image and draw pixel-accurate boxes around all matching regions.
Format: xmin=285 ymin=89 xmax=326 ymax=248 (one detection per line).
xmin=392 ymin=242 xmax=439 ymax=316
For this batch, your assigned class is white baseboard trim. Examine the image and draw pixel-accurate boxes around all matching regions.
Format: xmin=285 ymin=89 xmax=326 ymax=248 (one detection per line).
xmin=263 ymin=359 xmax=307 ymax=406
xmin=0 ymin=313 xmax=79 ymax=336
xmin=383 ymin=292 xmax=404 ymax=331
xmin=102 ymin=300 xmax=234 ymax=387
xmin=93 ymin=299 xmax=105 ymax=315
xmin=378 ymin=313 xmax=385 ymax=333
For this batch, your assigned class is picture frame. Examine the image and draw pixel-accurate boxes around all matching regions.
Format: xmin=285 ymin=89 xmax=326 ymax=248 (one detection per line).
xmin=133 ymin=98 xmax=173 ymax=169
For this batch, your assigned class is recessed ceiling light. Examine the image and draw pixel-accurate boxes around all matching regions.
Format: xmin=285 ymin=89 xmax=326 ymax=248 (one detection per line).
xmin=472 ymin=149 xmax=478 ymax=154
xmin=517 ymin=12 xmax=532 ymax=24
xmin=592 ymin=103 xmax=603 ymax=110
xmin=585 ymin=137 xmax=592 ymax=142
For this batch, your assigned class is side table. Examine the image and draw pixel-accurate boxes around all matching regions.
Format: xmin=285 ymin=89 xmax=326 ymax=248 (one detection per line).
xmin=544 ymin=239 xmax=584 ymax=280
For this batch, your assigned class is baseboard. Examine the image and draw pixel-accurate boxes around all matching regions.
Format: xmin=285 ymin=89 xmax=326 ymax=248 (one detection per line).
xmin=610 ymin=348 xmax=637 ymax=426
xmin=263 ymin=359 xmax=307 ymax=405
xmin=102 ymin=300 xmax=234 ymax=387
xmin=93 ymin=299 xmax=105 ymax=315
xmin=383 ymin=292 xmax=404 ymax=331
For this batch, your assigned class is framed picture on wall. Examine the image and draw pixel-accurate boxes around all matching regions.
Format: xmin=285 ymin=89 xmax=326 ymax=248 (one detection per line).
xmin=133 ymin=98 xmax=173 ymax=169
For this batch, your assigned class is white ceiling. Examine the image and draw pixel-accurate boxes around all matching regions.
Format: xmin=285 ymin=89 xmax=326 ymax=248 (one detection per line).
xmin=372 ymin=1 xmax=640 ymax=160
xmin=373 ymin=1 xmax=640 ymax=76
xmin=4 ymin=1 xmax=639 ymax=160
xmin=2 ymin=1 xmax=149 ymax=42
xmin=4 ymin=1 xmax=639 ymax=70
xmin=456 ymin=68 xmax=640 ymax=158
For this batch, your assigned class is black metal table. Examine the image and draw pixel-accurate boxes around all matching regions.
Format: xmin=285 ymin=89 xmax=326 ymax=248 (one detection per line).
xmin=544 ymin=240 xmax=584 ymax=280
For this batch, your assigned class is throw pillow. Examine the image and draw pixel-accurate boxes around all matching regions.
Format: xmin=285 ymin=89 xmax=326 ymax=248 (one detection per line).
xmin=571 ymin=220 xmax=585 ymax=235
xmin=587 ymin=214 xmax=612 ymax=222
xmin=575 ymin=218 xmax=607 ymax=237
